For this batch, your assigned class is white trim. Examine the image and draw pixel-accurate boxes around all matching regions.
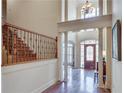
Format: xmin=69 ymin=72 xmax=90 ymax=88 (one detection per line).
xmin=2 ymin=59 xmax=57 ymax=74
xmin=31 ymin=79 xmax=57 ymax=93
xmin=58 ymin=14 xmax=112 ymax=32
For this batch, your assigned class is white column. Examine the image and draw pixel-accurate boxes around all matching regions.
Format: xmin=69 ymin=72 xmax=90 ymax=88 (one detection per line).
xmin=64 ymin=32 xmax=68 ymax=81
xmin=99 ymin=0 xmax=103 ymax=16
xmin=98 ymin=28 xmax=104 ymax=87
xmin=105 ymin=27 xmax=112 ymax=89
xmin=105 ymin=0 xmax=112 ymax=89
xmin=57 ymin=32 xmax=69 ymax=82
xmin=65 ymin=0 xmax=68 ymax=21
xmin=74 ymin=32 xmax=81 ymax=68
xmin=98 ymin=0 xmax=104 ymax=88
xmin=107 ymin=0 xmax=112 ymax=14
xmin=57 ymin=32 xmax=63 ymax=81
xmin=58 ymin=0 xmax=68 ymax=82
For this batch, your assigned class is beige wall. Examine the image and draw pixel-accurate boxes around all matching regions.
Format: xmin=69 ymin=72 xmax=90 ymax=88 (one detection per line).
xmin=112 ymin=0 xmax=122 ymax=93
xmin=7 ymin=0 xmax=60 ymax=38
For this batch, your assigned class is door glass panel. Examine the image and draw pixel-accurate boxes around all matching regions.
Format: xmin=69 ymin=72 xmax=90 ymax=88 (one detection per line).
xmin=86 ymin=46 xmax=93 ymax=61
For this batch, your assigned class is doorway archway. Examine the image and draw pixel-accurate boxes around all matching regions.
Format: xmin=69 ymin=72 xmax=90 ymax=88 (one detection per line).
xmin=80 ymin=40 xmax=98 ymax=69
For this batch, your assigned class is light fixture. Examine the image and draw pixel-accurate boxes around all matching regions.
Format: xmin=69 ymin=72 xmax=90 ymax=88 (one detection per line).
xmin=81 ymin=0 xmax=94 ymax=14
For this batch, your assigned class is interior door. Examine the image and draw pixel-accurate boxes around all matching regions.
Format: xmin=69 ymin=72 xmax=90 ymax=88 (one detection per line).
xmin=84 ymin=44 xmax=96 ymax=69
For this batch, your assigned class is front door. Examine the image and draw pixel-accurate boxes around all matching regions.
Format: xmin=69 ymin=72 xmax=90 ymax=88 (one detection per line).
xmin=84 ymin=44 xmax=96 ymax=69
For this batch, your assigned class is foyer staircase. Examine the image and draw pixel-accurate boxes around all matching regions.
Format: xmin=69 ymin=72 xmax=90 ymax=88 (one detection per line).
xmin=2 ymin=23 xmax=57 ymax=66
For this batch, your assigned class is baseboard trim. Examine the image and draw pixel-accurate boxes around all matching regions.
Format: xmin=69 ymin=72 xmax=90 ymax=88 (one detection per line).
xmin=31 ymin=79 xmax=57 ymax=93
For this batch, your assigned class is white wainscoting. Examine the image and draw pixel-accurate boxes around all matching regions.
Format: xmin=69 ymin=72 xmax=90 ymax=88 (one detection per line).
xmin=2 ymin=59 xmax=58 ymax=93
xmin=112 ymin=59 xmax=122 ymax=93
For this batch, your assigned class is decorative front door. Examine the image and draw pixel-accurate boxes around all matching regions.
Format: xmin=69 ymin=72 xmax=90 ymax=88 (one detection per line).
xmin=84 ymin=44 xmax=96 ymax=69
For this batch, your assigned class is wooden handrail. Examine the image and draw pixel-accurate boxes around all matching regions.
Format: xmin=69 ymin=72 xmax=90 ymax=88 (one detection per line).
xmin=4 ymin=22 xmax=56 ymax=40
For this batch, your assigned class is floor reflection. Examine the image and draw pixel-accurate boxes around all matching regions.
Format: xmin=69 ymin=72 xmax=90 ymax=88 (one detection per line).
xmin=42 ymin=67 xmax=111 ymax=93
xmin=67 ymin=67 xmax=97 ymax=93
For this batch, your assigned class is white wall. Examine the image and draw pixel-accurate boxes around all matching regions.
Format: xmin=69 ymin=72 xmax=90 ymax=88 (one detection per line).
xmin=78 ymin=30 xmax=98 ymax=42
xmin=7 ymin=0 xmax=59 ymax=38
xmin=112 ymin=0 xmax=122 ymax=92
xmin=68 ymin=30 xmax=98 ymax=43
xmin=112 ymin=59 xmax=122 ymax=93
xmin=2 ymin=59 xmax=58 ymax=93
xmin=68 ymin=0 xmax=77 ymax=20
xmin=112 ymin=0 xmax=122 ymax=24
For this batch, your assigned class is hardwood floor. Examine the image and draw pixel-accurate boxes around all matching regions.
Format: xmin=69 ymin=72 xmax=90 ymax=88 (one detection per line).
xmin=42 ymin=68 xmax=111 ymax=93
